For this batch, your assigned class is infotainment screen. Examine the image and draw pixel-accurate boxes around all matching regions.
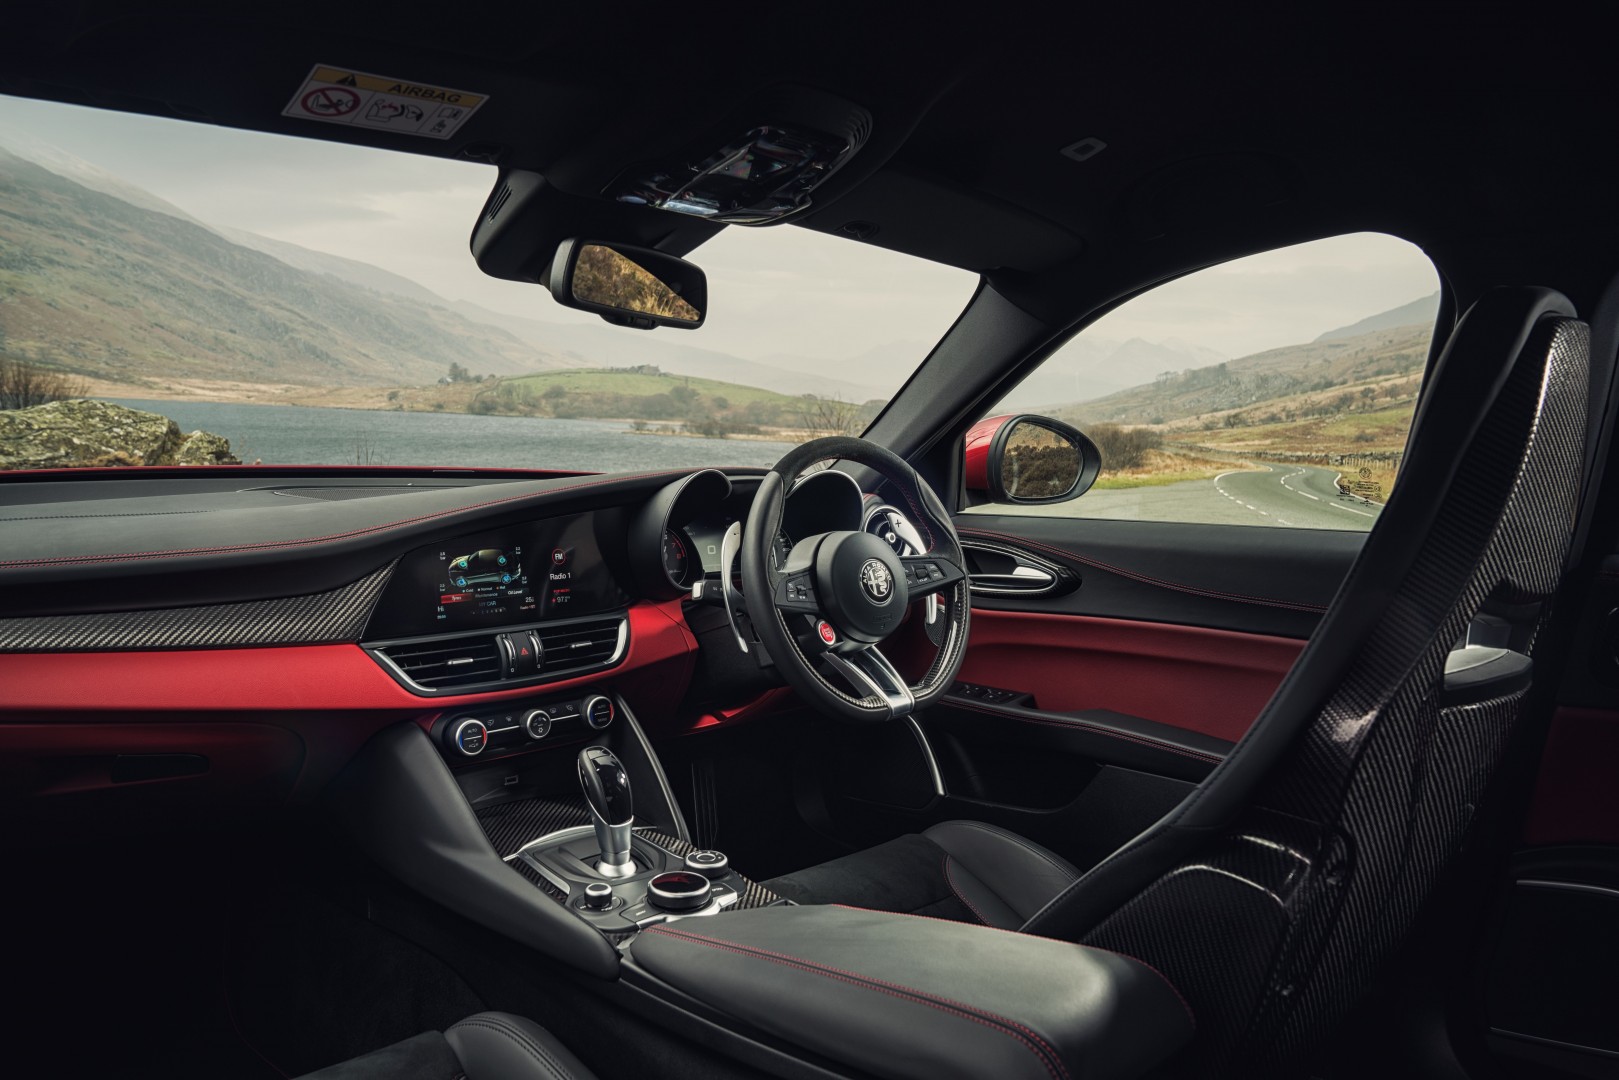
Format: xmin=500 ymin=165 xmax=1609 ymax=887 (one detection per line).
xmin=365 ymin=512 xmax=629 ymax=639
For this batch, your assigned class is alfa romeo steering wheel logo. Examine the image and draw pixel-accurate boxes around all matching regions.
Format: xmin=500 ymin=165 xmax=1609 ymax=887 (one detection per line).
xmin=859 ymin=559 xmax=894 ymax=603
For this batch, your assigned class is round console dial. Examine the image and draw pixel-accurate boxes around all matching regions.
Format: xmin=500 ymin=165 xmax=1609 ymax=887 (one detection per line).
xmin=647 ymin=870 xmax=712 ymax=912
xmin=683 ymin=849 xmax=730 ymax=876
xmin=582 ymin=694 xmax=614 ymax=730
xmin=451 ymin=718 xmax=488 ymax=757
xmin=523 ymin=709 xmax=552 ymax=740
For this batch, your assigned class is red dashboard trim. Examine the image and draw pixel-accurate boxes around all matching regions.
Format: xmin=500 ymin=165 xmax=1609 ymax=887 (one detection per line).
xmin=0 ymin=600 xmax=698 ymax=798
xmin=958 ymin=609 xmax=1304 ymax=743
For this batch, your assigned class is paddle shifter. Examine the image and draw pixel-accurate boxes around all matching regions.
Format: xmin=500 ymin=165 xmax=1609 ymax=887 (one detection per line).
xmin=577 ymin=745 xmax=637 ymax=878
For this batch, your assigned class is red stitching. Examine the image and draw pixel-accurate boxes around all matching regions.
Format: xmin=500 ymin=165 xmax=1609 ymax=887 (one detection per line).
xmin=829 ymin=905 xmax=1198 ymax=1031
xmin=642 ymin=924 xmax=1070 ymax=1080
xmin=946 ymin=698 xmax=1224 ymax=764
xmin=956 ymin=527 xmax=1329 ymax=613
xmin=943 ymin=854 xmax=992 ymax=925
xmin=0 ymin=470 xmax=689 ymax=569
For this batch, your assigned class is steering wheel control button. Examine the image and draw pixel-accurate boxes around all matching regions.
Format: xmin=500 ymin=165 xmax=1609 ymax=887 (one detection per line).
xmin=816 ymin=620 xmax=838 ymax=646
xmin=648 ymin=870 xmax=713 ymax=912
xmin=523 ymin=709 xmax=552 ymax=740
xmin=581 ymin=882 xmax=615 ymax=911
xmin=776 ymin=571 xmax=818 ymax=613
xmin=582 ymin=694 xmax=614 ymax=730
xmin=452 ymin=718 xmax=488 ymax=757
xmin=683 ymin=849 xmax=730 ymax=875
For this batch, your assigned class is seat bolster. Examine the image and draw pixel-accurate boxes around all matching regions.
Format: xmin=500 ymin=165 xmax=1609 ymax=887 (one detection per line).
xmin=445 ymin=1012 xmax=599 ymax=1080
xmin=294 ymin=1031 xmax=462 ymax=1080
xmin=925 ymin=820 xmax=1079 ymax=926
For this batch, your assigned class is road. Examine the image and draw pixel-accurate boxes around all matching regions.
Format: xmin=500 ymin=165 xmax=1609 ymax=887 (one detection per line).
xmin=990 ymin=464 xmax=1384 ymax=530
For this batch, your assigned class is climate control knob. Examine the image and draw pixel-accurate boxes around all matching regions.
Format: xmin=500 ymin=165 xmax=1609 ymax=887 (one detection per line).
xmin=523 ymin=709 xmax=553 ymax=740
xmin=582 ymin=694 xmax=615 ymax=731
xmin=451 ymin=718 xmax=487 ymax=757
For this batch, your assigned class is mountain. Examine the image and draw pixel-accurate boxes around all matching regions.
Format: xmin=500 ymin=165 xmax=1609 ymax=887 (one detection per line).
xmin=995 ymin=335 xmax=1229 ymax=415
xmin=1315 ymin=292 xmax=1440 ymax=342
xmin=209 ymin=225 xmax=450 ymax=307
xmin=450 ymin=300 xmax=887 ymax=400
xmin=1061 ymin=319 xmax=1432 ymax=427
xmin=0 ymin=148 xmax=579 ymax=386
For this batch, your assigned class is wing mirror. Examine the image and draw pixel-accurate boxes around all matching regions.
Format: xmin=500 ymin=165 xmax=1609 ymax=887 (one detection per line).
xmin=545 ymin=239 xmax=707 ymax=330
xmin=964 ymin=414 xmax=1101 ymax=504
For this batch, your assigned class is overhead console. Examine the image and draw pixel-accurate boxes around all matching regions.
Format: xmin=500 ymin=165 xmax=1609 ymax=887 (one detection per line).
xmin=363 ymin=511 xmax=631 ymax=695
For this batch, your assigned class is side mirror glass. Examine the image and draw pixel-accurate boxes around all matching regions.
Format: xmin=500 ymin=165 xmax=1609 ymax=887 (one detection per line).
xmin=964 ymin=414 xmax=1101 ymax=504
xmin=546 ymin=239 xmax=707 ymax=329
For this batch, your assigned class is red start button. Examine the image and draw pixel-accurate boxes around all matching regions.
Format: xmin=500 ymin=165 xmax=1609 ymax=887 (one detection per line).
xmin=816 ymin=620 xmax=837 ymax=645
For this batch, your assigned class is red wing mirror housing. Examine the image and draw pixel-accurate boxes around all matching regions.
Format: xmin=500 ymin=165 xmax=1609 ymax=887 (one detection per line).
xmin=965 ymin=414 xmax=1102 ymax=504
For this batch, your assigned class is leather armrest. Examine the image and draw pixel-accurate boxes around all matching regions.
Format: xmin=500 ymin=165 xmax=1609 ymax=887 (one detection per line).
xmin=628 ymin=904 xmax=1193 ymax=1080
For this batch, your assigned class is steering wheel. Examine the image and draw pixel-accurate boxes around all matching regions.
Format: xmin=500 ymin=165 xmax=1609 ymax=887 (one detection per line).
xmin=740 ymin=437 xmax=971 ymax=722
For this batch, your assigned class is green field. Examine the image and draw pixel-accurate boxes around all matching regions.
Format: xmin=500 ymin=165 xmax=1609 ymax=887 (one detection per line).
xmin=498 ymin=368 xmax=805 ymax=410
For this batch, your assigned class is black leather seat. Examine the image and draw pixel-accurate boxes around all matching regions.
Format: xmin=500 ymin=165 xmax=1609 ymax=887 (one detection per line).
xmin=765 ymin=819 xmax=1079 ymax=929
xmin=295 ymin=1012 xmax=597 ymax=1080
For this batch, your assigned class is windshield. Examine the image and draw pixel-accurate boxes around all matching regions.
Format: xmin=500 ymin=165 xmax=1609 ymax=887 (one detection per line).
xmin=0 ymin=96 xmax=975 ymax=472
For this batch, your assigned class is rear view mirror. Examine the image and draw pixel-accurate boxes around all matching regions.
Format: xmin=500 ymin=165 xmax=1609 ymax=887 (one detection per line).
xmin=965 ymin=414 xmax=1101 ymax=504
xmin=547 ymin=239 xmax=707 ymax=329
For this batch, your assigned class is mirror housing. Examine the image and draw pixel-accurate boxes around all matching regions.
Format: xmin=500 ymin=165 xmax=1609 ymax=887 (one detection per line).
xmin=965 ymin=414 xmax=1101 ymax=504
xmin=545 ymin=239 xmax=707 ymax=330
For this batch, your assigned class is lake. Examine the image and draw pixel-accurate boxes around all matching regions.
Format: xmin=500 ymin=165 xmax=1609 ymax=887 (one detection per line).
xmin=108 ymin=399 xmax=798 ymax=472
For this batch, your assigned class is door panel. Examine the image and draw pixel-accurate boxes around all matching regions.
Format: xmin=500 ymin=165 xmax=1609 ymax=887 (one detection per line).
xmin=954 ymin=608 xmax=1303 ymax=743
xmin=956 ymin=516 xmax=1362 ymax=638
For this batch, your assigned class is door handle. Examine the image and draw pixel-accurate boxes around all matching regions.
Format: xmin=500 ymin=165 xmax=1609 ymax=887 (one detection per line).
xmin=959 ymin=539 xmax=1071 ymax=597
xmin=972 ymin=567 xmax=1057 ymax=590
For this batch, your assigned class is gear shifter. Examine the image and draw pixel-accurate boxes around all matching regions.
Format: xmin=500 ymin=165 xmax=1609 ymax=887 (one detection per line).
xmin=577 ymin=745 xmax=637 ymax=878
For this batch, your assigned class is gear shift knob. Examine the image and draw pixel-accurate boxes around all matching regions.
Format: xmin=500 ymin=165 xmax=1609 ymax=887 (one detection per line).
xmin=577 ymin=745 xmax=637 ymax=878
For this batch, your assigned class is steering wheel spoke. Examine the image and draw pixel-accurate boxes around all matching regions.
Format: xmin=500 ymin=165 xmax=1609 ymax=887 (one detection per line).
xmin=821 ymin=644 xmax=915 ymax=719
xmin=899 ymin=554 xmax=966 ymax=592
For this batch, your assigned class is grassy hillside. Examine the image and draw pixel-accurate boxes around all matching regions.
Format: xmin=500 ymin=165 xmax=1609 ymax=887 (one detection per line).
xmin=1059 ymin=321 xmax=1431 ymax=428
xmin=0 ymin=148 xmax=573 ymax=386
xmin=240 ymin=365 xmax=873 ymax=438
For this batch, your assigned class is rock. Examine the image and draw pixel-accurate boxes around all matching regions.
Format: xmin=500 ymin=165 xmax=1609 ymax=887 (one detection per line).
xmin=173 ymin=430 xmax=240 ymax=466
xmin=0 ymin=399 xmax=238 ymax=468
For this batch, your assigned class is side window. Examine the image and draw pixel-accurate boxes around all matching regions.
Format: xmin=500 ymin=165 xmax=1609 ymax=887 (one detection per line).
xmin=965 ymin=233 xmax=1440 ymax=530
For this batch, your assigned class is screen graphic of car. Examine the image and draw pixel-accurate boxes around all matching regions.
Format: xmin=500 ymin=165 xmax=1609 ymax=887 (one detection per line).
xmin=447 ymin=549 xmax=517 ymax=588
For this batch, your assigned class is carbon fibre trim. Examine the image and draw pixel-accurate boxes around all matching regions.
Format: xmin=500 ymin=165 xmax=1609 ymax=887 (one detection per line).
xmin=0 ymin=562 xmax=394 ymax=651
xmin=474 ymin=796 xmax=594 ymax=859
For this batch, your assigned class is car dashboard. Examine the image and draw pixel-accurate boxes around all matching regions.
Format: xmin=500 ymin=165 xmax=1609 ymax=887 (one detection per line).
xmin=0 ymin=465 xmax=925 ymax=814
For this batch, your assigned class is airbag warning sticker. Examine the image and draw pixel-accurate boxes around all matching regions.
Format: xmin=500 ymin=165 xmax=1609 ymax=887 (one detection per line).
xmin=282 ymin=65 xmax=486 ymax=140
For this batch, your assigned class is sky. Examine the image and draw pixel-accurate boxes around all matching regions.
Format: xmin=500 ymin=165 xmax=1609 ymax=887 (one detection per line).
xmin=0 ymin=93 xmax=1439 ymax=376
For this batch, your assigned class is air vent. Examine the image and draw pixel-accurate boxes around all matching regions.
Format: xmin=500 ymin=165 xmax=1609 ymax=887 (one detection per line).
xmin=539 ymin=617 xmax=626 ymax=676
xmin=381 ymin=635 xmax=502 ymax=690
xmin=365 ymin=614 xmax=628 ymax=695
xmin=485 ymin=182 xmax=513 ymax=221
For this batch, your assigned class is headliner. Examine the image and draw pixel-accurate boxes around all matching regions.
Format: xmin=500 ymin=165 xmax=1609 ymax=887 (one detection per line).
xmin=1 ymin=7 xmax=1614 ymax=304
